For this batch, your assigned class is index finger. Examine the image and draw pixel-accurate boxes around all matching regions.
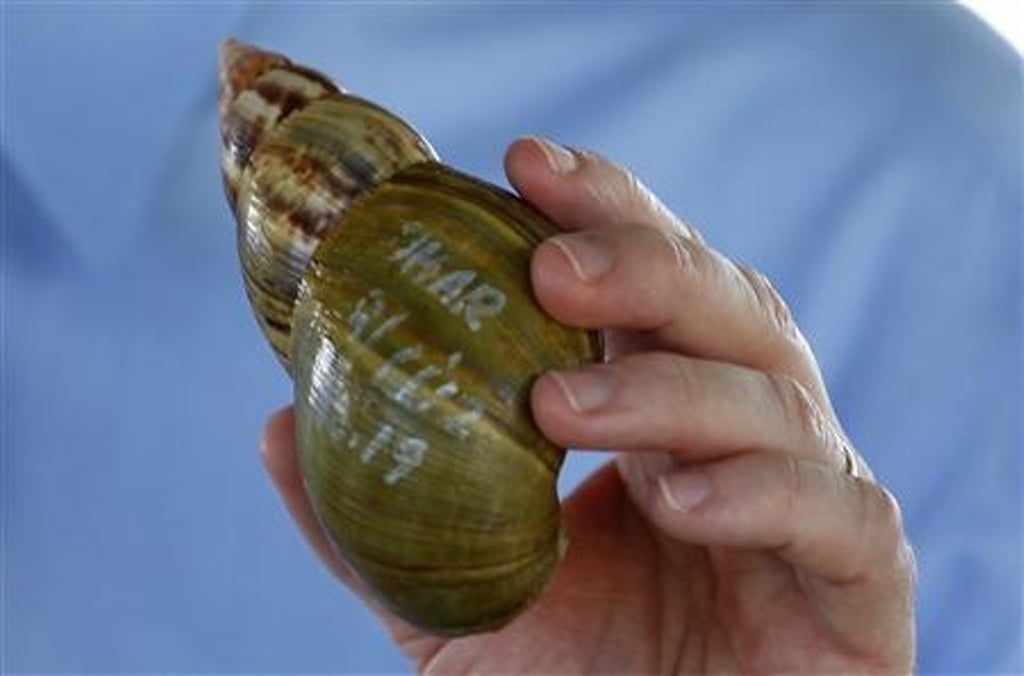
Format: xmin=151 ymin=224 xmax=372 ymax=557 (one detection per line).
xmin=504 ymin=136 xmax=698 ymax=240
xmin=261 ymin=409 xmax=448 ymax=658
xmin=506 ymin=137 xmax=833 ymax=417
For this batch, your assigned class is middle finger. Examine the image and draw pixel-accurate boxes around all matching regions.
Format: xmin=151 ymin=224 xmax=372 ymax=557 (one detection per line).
xmin=532 ymin=351 xmax=850 ymax=471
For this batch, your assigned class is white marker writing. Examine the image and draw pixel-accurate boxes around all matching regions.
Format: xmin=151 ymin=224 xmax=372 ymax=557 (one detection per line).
xmin=442 ymin=395 xmax=485 ymax=440
xmin=395 ymin=363 xmax=443 ymax=410
xmin=390 ymin=235 xmax=446 ymax=285
xmin=389 ymin=225 xmax=509 ymax=332
xmin=362 ymin=424 xmax=395 ymax=463
xmin=454 ymin=284 xmax=506 ymax=332
xmin=384 ymin=436 xmax=428 ymax=485
xmin=348 ymin=289 xmax=406 ymax=346
xmin=374 ymin=345 xmax=423 ymax=384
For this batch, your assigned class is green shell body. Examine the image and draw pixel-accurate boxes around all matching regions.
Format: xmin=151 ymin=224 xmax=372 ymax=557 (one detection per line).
xmin=219 ymin=40 xmax=600 ymax=635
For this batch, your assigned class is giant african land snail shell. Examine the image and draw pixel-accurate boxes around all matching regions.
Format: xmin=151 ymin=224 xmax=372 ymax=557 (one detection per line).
xmin=219 ymin=39 xmax=601 ymax=635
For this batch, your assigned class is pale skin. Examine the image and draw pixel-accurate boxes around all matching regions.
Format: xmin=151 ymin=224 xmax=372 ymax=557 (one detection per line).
xmin=261 ymin=137 xmax=916 ymax=674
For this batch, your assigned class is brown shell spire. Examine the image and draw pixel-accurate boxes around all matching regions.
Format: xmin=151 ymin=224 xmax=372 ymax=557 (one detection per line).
xmin=219 ymin=40 xmax=438 ymax=368
xmin=218 ymin=39 xmax=340 ymax=208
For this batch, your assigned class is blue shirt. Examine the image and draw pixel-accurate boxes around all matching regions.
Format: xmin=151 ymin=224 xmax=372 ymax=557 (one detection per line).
xmin=5 ymin=3 xmax=1021 ymax=672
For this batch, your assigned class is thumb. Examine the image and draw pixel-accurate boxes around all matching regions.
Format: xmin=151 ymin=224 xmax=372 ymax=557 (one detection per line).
xmin=261 ymin=408 xmax=446 ymax=662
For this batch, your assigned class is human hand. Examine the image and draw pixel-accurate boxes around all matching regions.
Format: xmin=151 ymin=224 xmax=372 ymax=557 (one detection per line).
xmin=261 ymin=137 xmax=915 ymax=674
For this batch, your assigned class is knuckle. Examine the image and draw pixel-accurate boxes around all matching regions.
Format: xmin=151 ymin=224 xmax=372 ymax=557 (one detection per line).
xmin=619 ymin=165 xmax=673 ymax=228
xmin=666 ymin=354 xmax=707 ymax=413
xmin=868 ymin=484 xmax=908 ymax=551
xmin=768 ymin=373 xmax=831 ymax=450
xmin=735 ymin=263 xmax=803 ymax=349
xmin=675 ymin=217 xmax=707 ymax=246
xmin=656 ymin=229 xmax=700 ymax=282
xmin=585 ymin=148 xmax=687 ymax=234
xmin=779 ymin=454 xmax=808 ymax=527
xmin=658 ymin=229 xmax=715 ymax=303
xmin=853 ymin=481 xmax=912 ymax=578
xmin=772 ymin=455 xmax=821 ymax=558
xmin=621 ymin=169 xmax=651 ymax=212
xmin=637 ymin=229 xmax=709 ymax=331
xmin=581 ymin=150 xmax=651 ymax=217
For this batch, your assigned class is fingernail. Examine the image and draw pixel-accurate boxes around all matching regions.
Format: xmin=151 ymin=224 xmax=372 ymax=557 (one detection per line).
xmin=658 ymin=471 xmax=712 ymax=511
xmin=550 ymin=368 xmax=616 ymax=413
xmin=549 ymin=232 xmax=613 ymax=282
xmin=530 ymin=135 xmax=578 ymax=174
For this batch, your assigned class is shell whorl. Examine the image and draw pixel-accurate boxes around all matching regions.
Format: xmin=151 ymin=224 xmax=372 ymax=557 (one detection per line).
xmin=220 ymin=39 xmax=437 ymax=368
xmin=218 ymin=39 xmax=340 ymax=208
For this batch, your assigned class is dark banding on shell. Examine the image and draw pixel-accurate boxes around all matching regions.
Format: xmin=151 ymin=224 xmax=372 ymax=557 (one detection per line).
xmin=220 ymin=40 xmax=438 ymax=368
xmin=219 ymin=39 xmax=341 ymax=208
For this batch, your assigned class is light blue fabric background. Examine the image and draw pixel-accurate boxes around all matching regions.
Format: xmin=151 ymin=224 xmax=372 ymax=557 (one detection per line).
xmin=4 ymin=3 xmax=1021 ymax=673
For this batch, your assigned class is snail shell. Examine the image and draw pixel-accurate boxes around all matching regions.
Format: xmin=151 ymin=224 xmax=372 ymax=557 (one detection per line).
xmin=219 ymin=39 xmax=600 ymax=635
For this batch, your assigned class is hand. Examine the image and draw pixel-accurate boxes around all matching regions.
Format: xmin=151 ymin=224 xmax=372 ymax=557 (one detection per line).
xmin=261 ymin=137 xmax=916 ymax=673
